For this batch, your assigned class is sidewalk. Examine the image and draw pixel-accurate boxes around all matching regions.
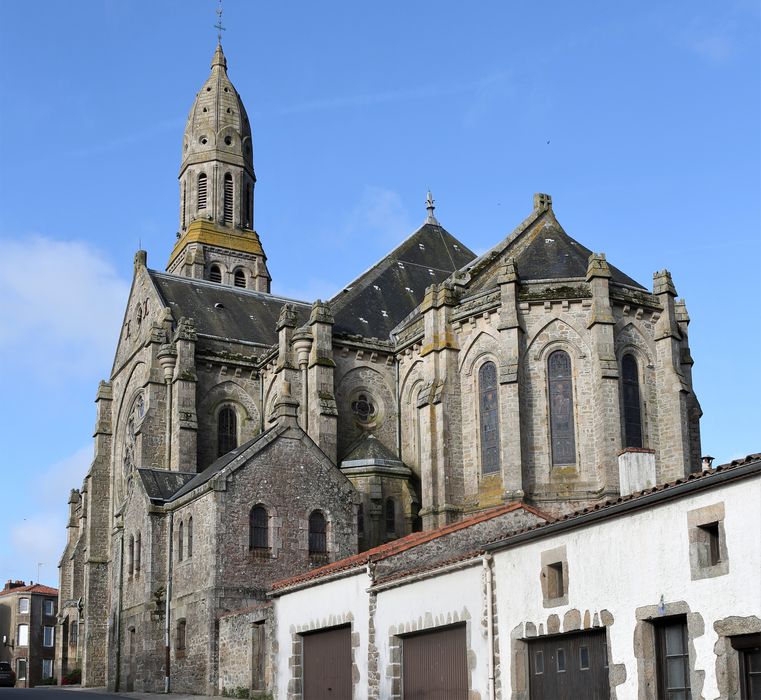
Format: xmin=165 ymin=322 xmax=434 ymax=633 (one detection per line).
xmin=56 ymin=687 xmax=216 ymax=700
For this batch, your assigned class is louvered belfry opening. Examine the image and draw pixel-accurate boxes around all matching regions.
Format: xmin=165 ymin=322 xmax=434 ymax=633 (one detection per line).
xmin=209 ymin=265 xmax=222 ymax=284
xmin=197 ymin=173 xmax=207 ymax=210
xmin=223 ymin=173 xmax=234 ymax=225
xmin=234 ymin=269 xmax=246 ymax=288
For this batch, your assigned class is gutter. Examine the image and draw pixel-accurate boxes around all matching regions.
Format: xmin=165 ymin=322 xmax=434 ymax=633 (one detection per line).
xmin=485 ymin=460 xmax=761 ymax=554
xmin=483 ymin=555 xmax=496 ymax=700
xmin=369 ymin=555 xmax=481 ymax=593
xmin=268 ymin=565 xmax=367 ymax=598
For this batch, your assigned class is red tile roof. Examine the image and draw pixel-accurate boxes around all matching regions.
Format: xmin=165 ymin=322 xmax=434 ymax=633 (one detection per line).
xmin=271 ymin=502 xmax=549 ymax=592
xmin=0 ymin=583 xmax=58 ymax=597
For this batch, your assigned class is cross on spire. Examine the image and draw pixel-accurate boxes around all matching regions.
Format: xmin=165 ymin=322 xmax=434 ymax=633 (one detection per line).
xmin=426 ymin=190 xmax=439 ymax=225
xmin=214 ymin=0 xmax=226 ymax=43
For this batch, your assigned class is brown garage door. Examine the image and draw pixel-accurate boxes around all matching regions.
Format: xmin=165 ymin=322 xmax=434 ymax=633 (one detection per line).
xmin=402 ymin=623 xmax=467 ymax=700
xmin=302 ymin=625 xmax=352 ymax=699
xmin=527 ymin=628 xmax=610 ymax=700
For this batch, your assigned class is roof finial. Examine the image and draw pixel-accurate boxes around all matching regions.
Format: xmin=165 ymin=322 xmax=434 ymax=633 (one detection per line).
xmin=214 ymin=0 xmax=226 ymax=44
xmin=425 ymin=190 xmax=439 ymax=225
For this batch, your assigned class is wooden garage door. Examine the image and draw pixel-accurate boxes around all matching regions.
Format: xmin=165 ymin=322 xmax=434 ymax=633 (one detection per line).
xmin=402 ymin=623 xmax=467 ymax=700
xmin=302 ymin=625 xmax=352 ymax=699
xmin=527 ymin=629 xmax=610 ymax=700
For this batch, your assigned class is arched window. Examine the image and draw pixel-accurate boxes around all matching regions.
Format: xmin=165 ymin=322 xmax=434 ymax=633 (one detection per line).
xmin=176 ymin=619 xmax=186 ymax=651
xmin=244 ymin=184 xmax=253 ymax=228
xmin=197 ymin=173 xmax=207 ymax=210
xmin=182 ymin=182 xmax=186 ymax=230
xmin=217 ymin=406 xmax=237 ymax=457
xmin=548 ymin=350 xmax=576 ymax=466
xmin=249 ymin=505 xmax=269 ymax=550
xmin=308 ymin=511 xmax=327 ymax=555
xmin=209 ymin=264 xmax=222 ymax=283
xmin=234 ymin=269 xmax=246 ymax=288
xmin=223 ymin=173 xmax=233 ymax=225
xmin=478 ymin=361 xmax=501 ymax=474
xmin=128 ymin=535 xmax=135 ymax=576
xmin=357 ymin=504 xmax=364 ymax=538
xmin=622 ymin=354 xmax=643 ymax=448
xmin=177 ymin=521 xmax=184 ymax=561
xmin=187 ymin=517 xmax=193 ymax=558
xmin=135 ymin=532 xmax=141 ymax=573
xmin=385 ymin=499 xmax=396 ymax=537
xmin=411 ymin=503 xmax=423 ymax=533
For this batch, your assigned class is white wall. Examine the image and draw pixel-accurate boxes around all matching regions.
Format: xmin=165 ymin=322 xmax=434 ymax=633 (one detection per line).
xmin=374 ymin=565 xmax=488 ymax=699
xmin=273 ymin=571 xmax=371 ymax=699
xmin=493 ymin=477 xmax=761 ymax=699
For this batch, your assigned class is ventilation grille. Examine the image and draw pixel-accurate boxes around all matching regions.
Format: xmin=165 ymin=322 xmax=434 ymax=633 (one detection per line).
xmin=197 ymin=173 xmax=207 ymax=210
xmin=223 ymin=174 xmax=233 ymax=225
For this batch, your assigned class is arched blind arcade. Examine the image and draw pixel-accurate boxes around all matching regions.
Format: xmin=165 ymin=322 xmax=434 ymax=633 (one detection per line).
xmin=622 ymin=354 xmax=643 ymax=448
xmin=548 ymin=350 xmax=576 ymax=466
xmin=217 ymin=407 xmax=237 ymax=457
xmin=479 ymin=362 xmax=501 ymax=474
xmin=223 ymin=173 xmax=234 ymax=226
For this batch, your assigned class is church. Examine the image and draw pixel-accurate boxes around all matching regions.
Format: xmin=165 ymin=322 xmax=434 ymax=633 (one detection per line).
xmin=54 ymin=41 xmax=733 ymax=698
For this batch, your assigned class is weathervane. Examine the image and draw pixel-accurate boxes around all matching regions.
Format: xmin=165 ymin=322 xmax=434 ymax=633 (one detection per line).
xmin=214 ymin=0 xmax=226 ymax=43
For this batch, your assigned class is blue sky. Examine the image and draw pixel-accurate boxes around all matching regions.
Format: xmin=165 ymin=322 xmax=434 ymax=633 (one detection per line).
xmin=0 ymin=1 xmax=758 ymax=587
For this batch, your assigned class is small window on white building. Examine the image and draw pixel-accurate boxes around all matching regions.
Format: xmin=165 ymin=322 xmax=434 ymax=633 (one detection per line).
xmin=18 ymin=598 xmax=29 ymax=614
xmin=43 ymin=626 xmax=54 ymax=647
xmin=43 ymin=599 xmax=55 ymax=616
xmin=688 ymin=501 xmax=729 ymax=580
xmin=17 ymin=624 xmax=29 ymax=647
xmin=42 ymin=659 xmax=53 ymax=679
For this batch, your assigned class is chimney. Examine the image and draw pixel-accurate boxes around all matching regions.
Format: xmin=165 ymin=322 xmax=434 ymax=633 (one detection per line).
xmin=702 ymin=455 xmax=715 ymax=470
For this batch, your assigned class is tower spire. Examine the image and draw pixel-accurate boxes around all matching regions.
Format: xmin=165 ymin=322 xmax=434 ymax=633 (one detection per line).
xmin=425 ymin=190 xmax=439 ymax=225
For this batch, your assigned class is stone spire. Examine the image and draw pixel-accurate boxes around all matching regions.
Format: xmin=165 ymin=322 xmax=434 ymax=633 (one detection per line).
xmin=167 ymin=44 xmax=271 ymax=292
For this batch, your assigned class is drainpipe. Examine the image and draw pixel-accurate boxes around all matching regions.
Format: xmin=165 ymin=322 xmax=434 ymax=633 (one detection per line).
xmin=158 ymin=345 xmax=177 ymax=471
xmin=164 ymin=512 xmax=174 ymax=693
xmin=114 ymin=533 xmax=125 ymax=691
xmin=483 ymin=554 xmax=496 ymax=700
xmin=395 ymin=356 xmax=402 ymax=458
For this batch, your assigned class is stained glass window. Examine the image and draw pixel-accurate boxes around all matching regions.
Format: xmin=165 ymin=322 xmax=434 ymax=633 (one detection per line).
xmin=548 ymin=350 xmax=576 ymax=466
xmin=308 ymin=511 xmax=327 ymax=554
xmin=479 ymin=362 xmax=501 ymax=474
xmin=249 ymin=506 xmax=268 ymax=550
xmin=217 ymin=407 xmax=237 ymax=457
xmin=622 ymin=354 xmax=643 ymax=448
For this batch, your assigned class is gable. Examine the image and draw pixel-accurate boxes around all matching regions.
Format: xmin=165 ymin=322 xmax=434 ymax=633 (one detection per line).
xmin=466 ymin=210 xmax=645 ymax=293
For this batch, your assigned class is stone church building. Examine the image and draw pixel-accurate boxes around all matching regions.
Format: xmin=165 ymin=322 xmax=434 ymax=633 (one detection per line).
xmin=56 ymin=43 xmax=703 ymax=694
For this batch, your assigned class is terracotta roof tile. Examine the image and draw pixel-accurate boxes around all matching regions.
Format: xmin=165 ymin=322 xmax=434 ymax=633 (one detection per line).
xmin=271 ymin=502 xmax=549 ymax=592
xmin=0 ymin=583 xmax=58 ymax=597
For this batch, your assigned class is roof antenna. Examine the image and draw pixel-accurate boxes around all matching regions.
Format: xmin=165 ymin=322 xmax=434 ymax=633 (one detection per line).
xmin=425 ymin=190 xmax=439 ymax=225
xmin=214 ymin=0 xmax=226 ymax=44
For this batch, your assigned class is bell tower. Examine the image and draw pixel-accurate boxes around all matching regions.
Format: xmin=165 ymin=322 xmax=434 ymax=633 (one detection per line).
xmin=167 ymin=43 xmax=271 ymax=292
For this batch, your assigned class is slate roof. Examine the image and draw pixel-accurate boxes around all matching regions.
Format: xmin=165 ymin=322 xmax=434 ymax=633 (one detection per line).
xmin=166 ymin=427 xmax=279 ymax=502
xmin=330 ymin=222 xmax=476 ymax=339
xmin=341 ymin=433 xmax=401 ymax=465
xmin=149 ymin=271 xmax=311 ymax=348
xmin=137 ymin=468 xmax=198 ymax=502
xmin=511 ymin=215 xmax=644 ymax=288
